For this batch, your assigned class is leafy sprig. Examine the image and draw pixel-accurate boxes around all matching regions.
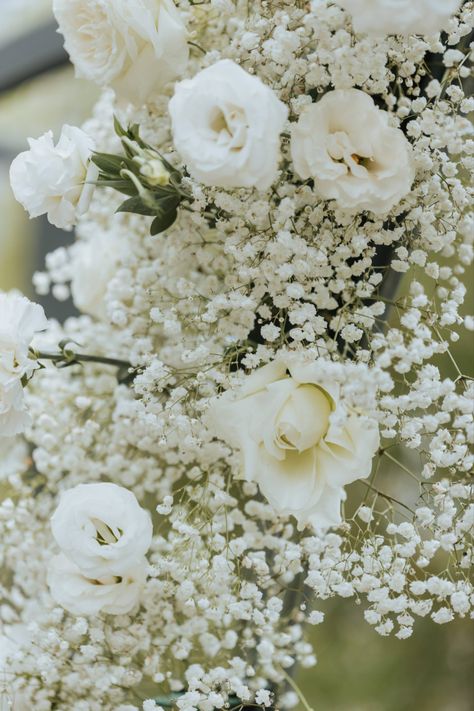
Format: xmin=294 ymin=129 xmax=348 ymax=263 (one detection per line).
xmin=91 ymin=118 xmax=191 ymax=235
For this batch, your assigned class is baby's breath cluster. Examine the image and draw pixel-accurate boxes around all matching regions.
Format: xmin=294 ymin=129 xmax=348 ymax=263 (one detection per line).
xmin=1 ymin=0 xmax=473 ymax=709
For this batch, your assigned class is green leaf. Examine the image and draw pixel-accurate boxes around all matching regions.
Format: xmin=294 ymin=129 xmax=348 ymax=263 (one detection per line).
xmin=116 ymin=196 xmax=159 ymax=217
xmin=129 ymin=123 xmax=142 ymax=143
xmin=113 ymin=115 xmax=128 ymax=138
xmin=93 ymin=152 xmax=138 ymax=177
xmin=150 ymin=206 xmax=178 ymax=235
xmin=96 ymin=179 xmax=138 ymax=196
xmin=92 ymin=152 xmax=123 ymax=175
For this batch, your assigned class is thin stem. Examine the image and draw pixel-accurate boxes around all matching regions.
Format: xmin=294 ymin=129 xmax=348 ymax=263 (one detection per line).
xmin=35 ymin=351 xmax=131 ymax=370
xmin=278 ymin=667 xmax=315 ymax=711
xmin=361 ymin=481 xmax=415 ymax=515
xmin=382 ymin=451 xmax=420 ymax=483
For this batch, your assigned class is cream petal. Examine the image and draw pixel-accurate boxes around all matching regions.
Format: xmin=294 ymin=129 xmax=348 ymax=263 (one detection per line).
xmin=276 ymin=384 xmax=332 ymax=452
xmin=257 ymin=446 xmax=324 ymax=515
xmin=305 ymin=485 xmax=345 ymax=530
xmin=318 ymin=415 xmax=380 ymax=487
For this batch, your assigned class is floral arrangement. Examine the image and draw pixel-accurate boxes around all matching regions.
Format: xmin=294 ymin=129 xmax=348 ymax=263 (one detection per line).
xmin=2 ymin=1 xmax=473 ymax=709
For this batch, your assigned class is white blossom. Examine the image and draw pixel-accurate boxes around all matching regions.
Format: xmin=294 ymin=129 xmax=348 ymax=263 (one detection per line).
xmin=335 ymin=0 xmax=463 ymax=36
xmin=51 ymin=483 xmax=153 ymax=577
xmin=48 ymin=553 xmax=147 ymax=615
xmin=53 ymin=0 xmax=189 ymax=105
xmin=169 ymin=59 xmax=288 ymax=190
xmin=291 ymin=89 xmax=415 ymax=214
xmin=9 ymin=125 xmax=97 ymax=230
xmin=0 ymin=293 xmax=47 ymax=384
xmin=207 ymin=354 xmax=380 ymax=528
xmin=0 ymin=293 xmax=47 ymax=437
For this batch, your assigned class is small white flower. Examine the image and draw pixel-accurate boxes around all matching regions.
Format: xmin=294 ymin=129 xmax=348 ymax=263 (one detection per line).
xmin=169 ymin=59 xmax=288 ymax=190
xmin=291 ymin=89 xmax=415 ymax=214
xmin=51 ymin=483 xmax=153 ymax=577
xmin=48 ymin=553 xmax=147 ymax=616
xmin=207 ymin=355 xmax=380 ymax=529
xmin=53 ymin=0 xmax=189 ymax=105
xmin=335 ymin=0 xmax=462 ymax=36
xmin=10 ymin=125 xmax=97 ymax=230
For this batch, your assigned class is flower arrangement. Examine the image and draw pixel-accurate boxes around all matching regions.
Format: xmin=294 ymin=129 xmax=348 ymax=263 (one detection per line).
xmin=1 ymin=0 xmax=473 ymax=709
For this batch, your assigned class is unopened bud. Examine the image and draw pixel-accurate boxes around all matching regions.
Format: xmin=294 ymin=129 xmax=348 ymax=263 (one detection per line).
xmin=140 ymin=160 xmax=170 ymax=187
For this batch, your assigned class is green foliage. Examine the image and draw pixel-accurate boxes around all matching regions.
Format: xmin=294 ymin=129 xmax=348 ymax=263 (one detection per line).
xmin=92 ymin=116 xmax=188 ymax=235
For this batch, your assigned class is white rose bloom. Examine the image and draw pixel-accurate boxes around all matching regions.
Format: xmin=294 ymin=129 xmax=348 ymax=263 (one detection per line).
xmin=9 ymin=125 xmax=98 ymax=230
xmin=0 ymin=293 xmax=47 ymax=385
xmin=207 ymin=356 xmax=380 ymax=529
xmin=51 ymin=483 xmax=153 ymax=577
xmin=335 ymin=0 xmax=462 ymax=36
xmin=71 ymin=234 xmax=128 ymax=319
xmin=169 ymin=59 xmax=289 ymax=190
xmin=53 ymin=0 xmax=189 ymax=106
xmin=291 ymin=89 xmax=415 ymax=215
xmin=48 ymin=553 xmax=147 ymax=616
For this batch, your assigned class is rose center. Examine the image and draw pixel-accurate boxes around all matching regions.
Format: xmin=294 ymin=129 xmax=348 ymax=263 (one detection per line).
xmin=275 ymin=384 xmax=332 ymax=453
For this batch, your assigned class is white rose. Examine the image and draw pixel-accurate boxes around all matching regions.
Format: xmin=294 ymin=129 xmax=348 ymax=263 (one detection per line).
xmin=53 ymin=0 xmax=189 ymax=106
xmin=71 ymin=234 xmax=127 ymax=319
xmin=335 ymin=0 xmax=462 ymax=36
xmin=51 ymin=483 xmax=153 ymax=577
xmin=9 ymin=125 xmax=98 ymax=230
xmin=169 ymin=59 xmax=288 ymax=190
xmin=291 ymin=89 xmax=415 ymax=215
xmin=48 ymin=553 xmax=147 ymax=616
xmin=207 ymin=356 xmax=380 ymax=529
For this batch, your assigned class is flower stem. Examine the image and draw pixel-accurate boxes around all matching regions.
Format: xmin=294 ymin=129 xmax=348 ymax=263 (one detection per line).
xmin=277 ymin=666 xmax=315 ymax=711
xmin=35 ymin=351 xmax=132 ymax=370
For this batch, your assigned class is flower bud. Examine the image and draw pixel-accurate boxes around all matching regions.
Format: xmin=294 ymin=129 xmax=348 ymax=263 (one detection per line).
xmin=140 ymin=159 xmax=170 ymax=187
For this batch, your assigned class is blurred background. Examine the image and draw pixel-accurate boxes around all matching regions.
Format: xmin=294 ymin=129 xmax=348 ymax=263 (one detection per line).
xmin=0 ymin=2 xmax=472 ymax=709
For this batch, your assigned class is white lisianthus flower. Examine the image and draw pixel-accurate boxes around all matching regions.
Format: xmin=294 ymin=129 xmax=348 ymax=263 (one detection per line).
xmin=0 ymin=293 xmax=47 ymax=385
xmin=9 ymin=125 xmax=98 ymax=230
xmin=71 ymin=234 xmax=127 ymax=319
xmin=207 ymin=356 xmax=380 ymax=529
xmin=335 ymin=0 xmax=462 ymax=36
xmin=53 ymin=0 xmax=189 ymax=106
xmin=48 ymin=553 xmax=147 ymax=616
xmin=169 ymin=59 xmax=289 ymax=190
xmin=291 ymin=89 xmax=415 ymax=215
xmin=51 ymin=483 xmax=153 ymax=577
